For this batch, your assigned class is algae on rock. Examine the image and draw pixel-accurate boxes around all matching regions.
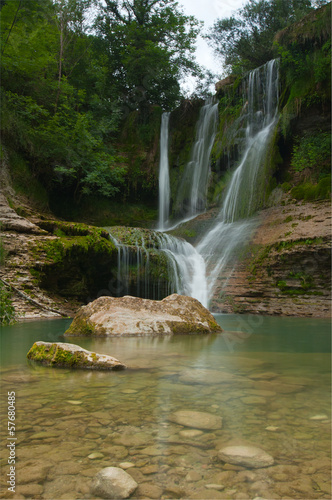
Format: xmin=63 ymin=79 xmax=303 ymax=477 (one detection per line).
xmin=27 ymin=341 xmax=126 ymax=370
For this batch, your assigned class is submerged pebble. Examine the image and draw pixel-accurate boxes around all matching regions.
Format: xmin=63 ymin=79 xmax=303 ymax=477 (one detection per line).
xmin=168 ymin=410 xmax=223 ymax=430
xmin=218 ymin=445 xmax=274 ymax=468
xmin=88 ymin=452 xmax=105 ymax=460
xmin=309 ymin=414 xmax=329 ymax=420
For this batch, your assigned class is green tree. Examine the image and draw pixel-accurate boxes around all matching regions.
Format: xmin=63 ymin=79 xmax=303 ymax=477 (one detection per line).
xmin=95 ymin=0 xmax=202 ymax=112
xmin=206 ymin=0 xmax=316 ymax=74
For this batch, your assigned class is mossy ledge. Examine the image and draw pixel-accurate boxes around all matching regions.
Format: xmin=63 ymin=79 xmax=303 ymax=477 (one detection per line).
xmin=27 ymin=342 xmax=126 ymax=370
xmin=28 ymin=223 xmax=118 ymax=302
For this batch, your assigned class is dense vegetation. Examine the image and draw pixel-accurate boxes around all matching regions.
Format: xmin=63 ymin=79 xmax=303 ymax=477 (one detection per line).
xmin=206 ymin=2 xmax=331 ymax=209
xmin=0 ymin=0 xmax=330 ymax=221
xmin=0 ymin=0 xmax=200 ymax=210
xmin=207 ymin=0 xmax=328 ymax=74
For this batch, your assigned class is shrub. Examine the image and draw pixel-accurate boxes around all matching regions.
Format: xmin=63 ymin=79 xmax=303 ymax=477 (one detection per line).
xmin=0 ymin=282 xmax=16 ymax=326
xmin=291 ymin=132 xmax=331 ymax=174
xmin=291 ymin=175 xmax=331 ymax=201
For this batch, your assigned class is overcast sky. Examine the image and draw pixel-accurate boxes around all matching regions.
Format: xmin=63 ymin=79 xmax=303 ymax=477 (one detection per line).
xmin=178 ymin=0 xmax=247 ymax=93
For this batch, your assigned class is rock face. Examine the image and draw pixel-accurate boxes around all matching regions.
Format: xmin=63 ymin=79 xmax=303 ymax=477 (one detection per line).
xmin=215 ymin=75 xmax=236 ymax=92
xmin=218 ymin=445 xmax=274 ymax=468
xmin=27 ymin=342 xmax=126 ymax=370
xmin=0 ymin=193 xmax=43 ymax=234
xmin=210 ymin=200 xmax=331 ymax=317
xmin=168 ymin=410 xmax=223 ymax=430
xmin=64 ymin=294 xmax=222 ymax=337
xmin=91 ymin=467 xmax=138 ymax=499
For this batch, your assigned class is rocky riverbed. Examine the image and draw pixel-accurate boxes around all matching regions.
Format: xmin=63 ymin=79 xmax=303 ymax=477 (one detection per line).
xmin=0 ymin=334 xmax=330 ymax=500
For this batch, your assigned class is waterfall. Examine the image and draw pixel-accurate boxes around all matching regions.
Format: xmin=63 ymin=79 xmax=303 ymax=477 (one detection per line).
xmin=109 ymin=60 xmax=279 ymax=311
xmin=194 ymin=59 xmax=280 ymax=304
xmin=155 ymin=233 xmax=208 ymax=308
xmin=158 ymin=112 xmax=171 ymax=230
xmin=174 ymin=97 xmax=218 ymax=220
xmin=108 ymin=229 xmax=207 ymax=305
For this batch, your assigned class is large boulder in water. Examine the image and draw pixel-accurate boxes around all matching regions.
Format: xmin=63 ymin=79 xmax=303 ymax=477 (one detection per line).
xmin=27 ymin=342 xmax=126 ymax=370
xmin=64 ymin=294 xmax=222 ymax=337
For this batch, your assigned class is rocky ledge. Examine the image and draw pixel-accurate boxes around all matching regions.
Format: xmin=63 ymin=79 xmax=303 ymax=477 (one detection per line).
xmin=64 ymin=294 xmax=222 ymax=337
xmin=0 ymin=193 xmax=45 ymax=234
xmin=27 ymin=342 xmax=126 ymax=370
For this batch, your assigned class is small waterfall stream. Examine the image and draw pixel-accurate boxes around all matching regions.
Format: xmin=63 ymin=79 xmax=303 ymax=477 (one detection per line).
xmin=174 ymin=97 xmax=219 ymax=220
xmin=155 ymin=233 xmax=208 ymax=307
xmin=158 ymin=112 xmax=171 ymax=230
xmin=109 ymin=230 xmax=208 ymax=306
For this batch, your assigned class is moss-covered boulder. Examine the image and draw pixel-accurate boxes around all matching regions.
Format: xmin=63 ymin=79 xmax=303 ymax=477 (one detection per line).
xmin=64 ymin=293 xmax=223 ymax=337
xmin=27 ymin=342 xmax=126 ymax=370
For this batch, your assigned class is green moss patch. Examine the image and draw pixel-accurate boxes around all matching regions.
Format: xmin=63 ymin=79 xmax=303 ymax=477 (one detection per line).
xmin=64 ymin=317 xmax=106 ymax=337
xmin=28 ymin=229 xmax=118 ymax=301
xmin=27 ymin=343 xmax=88 ymax=367
xmin=291 ymin=176 xmax=331 ymax=201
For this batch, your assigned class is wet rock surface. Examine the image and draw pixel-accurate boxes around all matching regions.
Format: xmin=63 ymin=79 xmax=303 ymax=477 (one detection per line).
xmin=65 ymin=294 xmax=222 ymax=336
xmin=0 ymin=193 xmax=44 ymax=234
xmin=208 ymin=199 xmax=331 ymax=317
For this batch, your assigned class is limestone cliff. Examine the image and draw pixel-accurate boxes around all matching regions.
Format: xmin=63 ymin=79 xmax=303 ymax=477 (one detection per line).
xmin=210 ymin=198 xmax=331 ymax=317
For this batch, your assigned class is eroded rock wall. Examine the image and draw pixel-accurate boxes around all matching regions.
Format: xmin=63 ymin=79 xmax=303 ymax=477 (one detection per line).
xmin=211 ymin=199 xmax=331 ymax=317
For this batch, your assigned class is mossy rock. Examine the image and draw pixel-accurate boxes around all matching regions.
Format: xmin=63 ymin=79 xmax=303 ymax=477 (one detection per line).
xmin=27 ymin=342 xmax=126 ymax=370
xmin=37 ymin=220 xmax=110 ymax=239
xmin=109 ymin=226 xmax=162 ymax=248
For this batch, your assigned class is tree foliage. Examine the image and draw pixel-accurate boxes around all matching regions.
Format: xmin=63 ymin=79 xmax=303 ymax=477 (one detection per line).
xmin=0 ymin=0 xmax=201 ymax=203
xmin=95 ymin=0 xmax=201 ymax=112
xmin=206 ymin=0 xmax=322 ymax=74
xmin=0 ymin=0 xmax=126 ymax=200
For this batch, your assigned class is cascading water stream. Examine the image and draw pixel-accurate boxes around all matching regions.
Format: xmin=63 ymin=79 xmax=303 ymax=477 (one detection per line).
xmin=174 ymin=98 xmax=219 ymax=221
xmin=155 ymin=233 xmax=208 ymax=307
xmin=154 ymin=59 xmax=279 ymax=308
xmin=158 ymin=112 xmax=171 ymax=230
xmin=195 ymin=59 xmax=280 ymax=303
xmin=109 ymin=230 xmax=208 ymax=306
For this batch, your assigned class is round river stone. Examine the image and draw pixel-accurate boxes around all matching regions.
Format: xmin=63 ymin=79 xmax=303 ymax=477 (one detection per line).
xmin=218 ymin=445 xmax=274 ymax=468
xmin=91 ymin=467 xmax=138 ymax=499
xmin=168 ymin=410 xmax=222 ymax=430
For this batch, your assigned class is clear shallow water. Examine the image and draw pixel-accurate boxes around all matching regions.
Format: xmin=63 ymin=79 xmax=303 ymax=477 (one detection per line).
xmin=0 ymin=316 xmax=331 ymax=499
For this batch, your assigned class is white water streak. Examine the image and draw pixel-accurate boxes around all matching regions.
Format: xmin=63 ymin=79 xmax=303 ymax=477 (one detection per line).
xmin=156 ymin=232 xmax=208 ymax=307
xmin=194 ymin=59 xmax=280 ymax=305
xmin=175 ymin=98 xmax=218 ymax=221
xmin=158 ymin=112 xmax=171 ymax=230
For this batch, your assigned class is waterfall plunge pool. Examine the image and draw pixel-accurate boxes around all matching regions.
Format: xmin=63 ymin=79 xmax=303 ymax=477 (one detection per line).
xmin=0 ymin=315 xmax=330 ymax=499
